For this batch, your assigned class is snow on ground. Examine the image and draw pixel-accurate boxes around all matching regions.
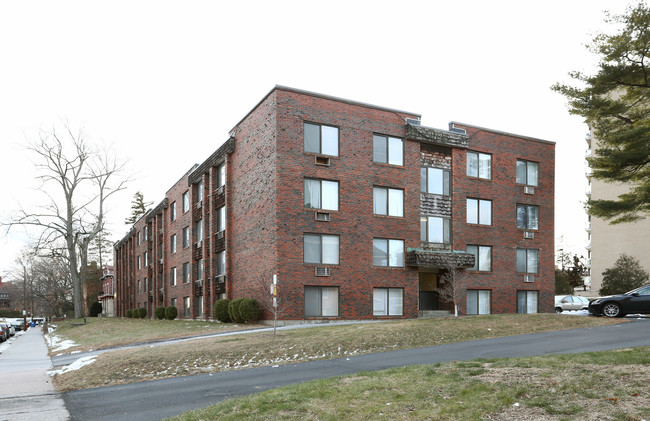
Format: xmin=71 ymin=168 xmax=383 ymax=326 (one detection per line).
xmin=46 ymin=329 xmax=79 ymax=354
xmin=559 ymin=310 xmax=589 ymax=316
xmin=48 ymin=355 xmax=97 ymax=376
xmin=0 ymin=330 xmax=25 ymax=354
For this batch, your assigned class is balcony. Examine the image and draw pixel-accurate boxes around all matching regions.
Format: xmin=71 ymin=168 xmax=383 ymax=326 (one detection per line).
xmin=405 ymin=248 xmax=475 ymax=269
xmin=585 ymin=222 xmax=591 ymax=232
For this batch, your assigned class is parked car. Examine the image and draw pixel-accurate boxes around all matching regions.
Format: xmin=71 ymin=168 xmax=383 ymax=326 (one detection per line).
xmin=10 ymin=319 xmax=24 ymax=331
xmin=588 ymin=285 xmax=650 ymax=318
xmin=0 ymin=323 xmax=9 ymax=342
xmin=554 ymin=295 xmax=590 ymax=313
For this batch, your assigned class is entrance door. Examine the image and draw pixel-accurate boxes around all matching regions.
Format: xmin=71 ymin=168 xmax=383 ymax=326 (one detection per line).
xmin=419 ymin=272 xmax=439 ymax=311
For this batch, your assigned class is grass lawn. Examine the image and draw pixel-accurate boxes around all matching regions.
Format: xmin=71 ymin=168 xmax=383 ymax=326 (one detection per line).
xmin=165 ymin=347 xmax=650 ymax=421
xmin=50 ymin=314 xmax=622 ymax=391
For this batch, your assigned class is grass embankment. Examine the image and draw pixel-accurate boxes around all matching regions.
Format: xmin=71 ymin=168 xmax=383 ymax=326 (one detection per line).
xmin=49 ymin=317 xmax=265 ymax=354
xmin=50 ymin=314 xmax=621 ymax=391
xmin=167 ymin=347 xmax=650 ymax=421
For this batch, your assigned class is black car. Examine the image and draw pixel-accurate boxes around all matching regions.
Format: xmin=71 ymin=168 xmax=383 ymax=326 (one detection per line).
xmin=588 ymin=285 xmax=650 ymax=317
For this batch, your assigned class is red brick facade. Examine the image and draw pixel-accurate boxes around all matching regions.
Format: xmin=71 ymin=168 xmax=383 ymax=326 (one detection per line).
xmin=114 ymin=86 xmax=555 ymax=320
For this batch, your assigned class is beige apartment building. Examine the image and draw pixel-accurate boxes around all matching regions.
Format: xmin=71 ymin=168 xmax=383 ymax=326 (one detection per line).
xmin=585 ymin=130 xmax=650 ymax=296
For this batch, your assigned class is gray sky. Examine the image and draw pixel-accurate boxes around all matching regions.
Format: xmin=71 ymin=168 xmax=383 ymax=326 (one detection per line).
xmin=0 ymin=0 xmax=632 ymax=277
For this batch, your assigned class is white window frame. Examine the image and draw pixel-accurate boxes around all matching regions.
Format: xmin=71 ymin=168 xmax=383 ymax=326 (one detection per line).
xmin=517 ymin=290 xmax=539 ymax=314
xmin=171 ymin=234 xmax=177 ymax=254
xmin=372 ymin=238 xmax=405 ymax=268
xmin=516 ymin=159 xmax=539 ymax=186
xmin=516 ymin=204 xmax=539 ymax=230
xmin=421 ymin=167 xmax=451 ymax=195
xmin=171 ymin=267 xmax=177 ymax=287
xmin=467 ymin=198 xmax=492 ymax=225
xmin=182 ymin=262 xmax=190 ymax=283
xmin=170 ymin=201 xmax=176 ymax=222
xmin=304 ymin=286 xmax=339 ymax=317
xmin=216 ymin=250 xmax=226 ymax=276
xmin=467 ymin=289 xmax=491 ymax=315
xmin=516 ymin=249 xmax=539 ymax=274
xmin=373 ymin=134 xmax=404 ymax=166
xmin=184 ymin=296 xmax=191 ymax=317
xmin=304 ymin=178 xmax=339 ymax=211
xmin=373 ymin=187 xmax=404 ymax=217
xmin=467 ymin=151 xmax=492 ymax=179
xmin=304 ymin=122 xmax=339 ymax=156
xmin=182 ymin=191 xmax=190 ymax=213
xmin=373 ymin=288 xmax=404 ymax=316
xmin=183 ymin=227 xmax=190 ymax=248
xmin=217 ymin=206 xmax=226 ymax=232
xmin=196 ymin=258 xmax=203 ymax=281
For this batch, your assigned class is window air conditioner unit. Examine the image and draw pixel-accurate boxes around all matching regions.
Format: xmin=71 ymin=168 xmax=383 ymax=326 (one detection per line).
xmin=523 ymin=231 xmax=534 ymax=239
xmin=196 ymin=201 xmax=202 ymax=209
xmin=216 ymin=230 xmax=224 ymax=240
xmin=524 ymin=275 xmax=534 ymax=283
xmin=216 ymin=185 xmax=225 ymax=195
xmin=159 ymin=258 xmax=164 ymax=264
xmin=524 ymin=186 xmax=535 ymax=195
xmin=195 ymin=280 xmax=203 ymax=287
xmin=196 ymin=241 xmax=202 ymax=248
xmin=315 ymin=267 xmax=331 ymax=276
xmin=315 ymin=212 xmax=330 ymax=221
xmin=314 ymin=156 xmax=331 ymax=166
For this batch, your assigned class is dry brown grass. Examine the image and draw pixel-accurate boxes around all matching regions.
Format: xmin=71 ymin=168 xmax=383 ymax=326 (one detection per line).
xmin=50 ymin=314 xmax=622 ymax=391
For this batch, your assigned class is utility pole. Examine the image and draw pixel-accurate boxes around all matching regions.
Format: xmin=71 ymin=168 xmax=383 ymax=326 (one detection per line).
xmin=23 ymin=266 xmax=27 ymax=331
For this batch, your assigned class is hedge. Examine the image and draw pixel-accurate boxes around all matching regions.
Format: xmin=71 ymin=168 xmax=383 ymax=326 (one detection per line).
xmin=165 ymin=305 xmax=178 ymax=320
xmin=154 ymin=306 xmax=166 ymax=320
xmin=238 ymin=298 xmax=260 ymax=323
xmin=125 ymin=309 xmax=133 ymax=318
xmin=228 ymin=297 xmax=246 ymax=323
xmin=213 ymin=299 xmax=231 ymax=322
xmin=137 ymin=307 xmax=147 ymax=319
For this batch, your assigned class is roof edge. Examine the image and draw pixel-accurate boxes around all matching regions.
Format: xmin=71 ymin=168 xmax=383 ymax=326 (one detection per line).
xmin=450 ymin=121 xmax=555 ymax=145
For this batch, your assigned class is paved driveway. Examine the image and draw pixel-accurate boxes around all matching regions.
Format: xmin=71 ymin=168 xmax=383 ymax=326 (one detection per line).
xmin=63 ymin=319 xmax=650 ymax=421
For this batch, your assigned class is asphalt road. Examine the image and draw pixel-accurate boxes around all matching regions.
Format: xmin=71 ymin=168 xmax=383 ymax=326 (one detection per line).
xmin=63 ymin=319 xmax=650 ymax=421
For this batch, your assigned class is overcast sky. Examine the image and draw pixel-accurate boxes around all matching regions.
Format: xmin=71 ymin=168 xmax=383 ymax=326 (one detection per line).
xmin=0 ymin=0 xmax=633 ymax=278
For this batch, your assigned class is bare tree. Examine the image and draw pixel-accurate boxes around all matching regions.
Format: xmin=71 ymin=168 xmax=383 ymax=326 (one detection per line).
xmin=4 ymin=125 xmax=128 ymax=318
xmin=254 ymin=274 xmax=287 ymax=335
xmin=437 ymin=261 xmax=470 ymax=317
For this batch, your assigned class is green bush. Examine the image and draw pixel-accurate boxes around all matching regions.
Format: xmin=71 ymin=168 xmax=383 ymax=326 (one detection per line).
xmin=89 ymin=301 xmax=102 ymax=317
xmin=213 ymin=299 xmax=232 ymax=322
xmin=238 ymin=298 xmax=260 ymax=323
xmin=228 ymin=298 xmax=246 ymax=323
xmin=154 ymin=306 xmax=166 ymax=320
xmin=125 ymin=309 xmax=133 ymax=318
xmin=165 ymin=305 xmax=178 ymax=320
xmin=137 ymin=307 xmax=147 ymax=319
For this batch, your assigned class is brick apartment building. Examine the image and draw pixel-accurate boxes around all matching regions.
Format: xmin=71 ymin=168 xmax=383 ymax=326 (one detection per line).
xmin=114 ymin=86 xmax=555 ymax=321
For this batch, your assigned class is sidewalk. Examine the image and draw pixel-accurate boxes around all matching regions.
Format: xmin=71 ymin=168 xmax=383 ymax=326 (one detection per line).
xmin=0 ymin=326 xmax=70 ymax=421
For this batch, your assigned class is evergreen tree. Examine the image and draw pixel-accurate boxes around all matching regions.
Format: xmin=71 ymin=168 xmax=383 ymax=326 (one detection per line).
xmin=553 ymin=2 xmax=650 ymax=223
xmin=125 ymin=191 xmax=152 ymax=225
xmin=600 ymin=253 xmax=649 ymax=295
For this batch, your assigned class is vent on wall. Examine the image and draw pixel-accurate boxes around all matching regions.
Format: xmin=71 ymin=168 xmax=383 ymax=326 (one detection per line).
xmin=315 ymin=267 xmax=331 ymax=277
xmin=315 ymin=156 xmax=331 ymax=166
xmin=524 ymin=275 xmax=535 ymax=283
xmin=405 ymin=117 xmax=420 ymax=126
xmin=315 ymin=212 xmax=330 ymax=221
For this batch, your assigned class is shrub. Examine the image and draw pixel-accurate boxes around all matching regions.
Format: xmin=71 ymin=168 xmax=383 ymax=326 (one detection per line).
xmin=154 ymin=306 xmax=166 ymax=320
xmin=228 ymin=298 xmax=246 ymax=323
xmin=137 ymin=307 xmax=147 ymax=319
xmin=89 ymin=301 xmax=103 ymax=317
xmin=125 ymin=309 xmax=133 ymax=318
xmin=165 ymin=305 xmax=178 ymax=321
xmin=214 ymin=299 xmax=232 ymax=322
xmin=238 ymin=298 xmax=260 ymax=323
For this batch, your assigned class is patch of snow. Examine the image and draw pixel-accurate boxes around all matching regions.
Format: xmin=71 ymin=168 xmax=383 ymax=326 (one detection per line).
xmin=48 ymin=355 xmax=97 ymax=376
xmin=559 ymin=310 xmax=589 ymax=316
xmin=47 ymin=333 xmax=79 ymax=352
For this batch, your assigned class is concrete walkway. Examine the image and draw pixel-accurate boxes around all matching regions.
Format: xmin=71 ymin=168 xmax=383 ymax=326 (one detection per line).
xmin=0 ymin=327 xmax=69 ymax=421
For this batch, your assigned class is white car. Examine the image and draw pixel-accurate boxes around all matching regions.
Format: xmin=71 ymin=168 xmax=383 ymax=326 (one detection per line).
xmin=554 ymin=295 xmax=590 ymax=313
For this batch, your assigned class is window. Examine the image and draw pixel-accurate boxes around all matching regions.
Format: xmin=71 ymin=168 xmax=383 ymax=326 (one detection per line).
xmin=216 ymin=251 xmax=226 ymax=275
xmin=137 ymin=255 xmax=142 ymax=270
xmin=421 ymin=167 xmax=450 ymax=195
xmin=304 ymin=286 xmax=339 ymax=317
xmin=144 ymin=277 xmax=148 ymax=292
xmin=196 ymin=258 xmax=203 ymax=281
xmin=516 ymin=204 xmax=539 ymax=230
xmin=304 ymin=234 xmax=339 ymax=264
xmin=467 ymin=151 xmax=492 ymax=179
xmin=183 ymin=227 xmax=190 ymax=248
xmin=171 ymin=298 xmax=177 ymax=308
xmin=170 ymin=267 xmax=177 ymax=287
xmin=197 ymin=297 xmax=204 ymax=317
xmin=217 ymin=206 xmax=226 ymax=232
xmin=373 ymin=134 xmax=403 ymax=166
xmin=195 ymin=220 xmax=203 ymax=244
xmin=137 ymin=231 xmax=142 ymax=245
xmin=467 ymin=290 xmax=491 ymax=315
xmin=420 ymin=216 xmax=450 ymax=243
xmin=137 ymin=280 xmax=141 ymax=294
xmin=516 ymin=249 xmax=539 ymax=273
xmin=467 ymin=245 xmax=492 ymax=271
xmin=170 ymin=202 xmax=176 ymax=222
xmin=217 ymin=163 xmax=226 ymax=188
xmin=304 ymin=179 xmax=339 ymax=211
xmin=171 ymin=234 xmax=177 ymax=254
xmin=144 ymin=251 xmax=148 ymax=267
xmin=304 ymin=122 xmax=339 ymax=156
xmin=196 ymin=180 xmax=204 ymax=205
xmin=182 ymin=191 xmax=190 ymax=213
xmin=372 ymin=238 xmax=404 ymax=267
xmin=517 ymin=290 xmax=538 ymax=313
xmin=467 ymin=198 xmax=492 ymax=225
xmin=182 ymin=262 xmax=190 ymax=283
xmin=183 ymin=297 xmax=191 ymax=317
xmin=143 ymin=226 xmax=148 ymax=241
xmin=373 ymin=288 xmax=403 ymax=316
xmin=516 ymin=160 xmax=539 ymax=186
xmin=373 ymin=187 xmax=404 ymax=217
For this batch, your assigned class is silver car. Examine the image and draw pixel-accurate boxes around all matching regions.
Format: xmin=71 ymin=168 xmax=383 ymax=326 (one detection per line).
xmin=554 ymin=295 xmax=590 ymax=313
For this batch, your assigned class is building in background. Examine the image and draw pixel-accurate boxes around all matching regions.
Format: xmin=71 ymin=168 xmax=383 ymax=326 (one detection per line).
xmin=98 ymin=265 xmax=115 ymax=317
xmin=584 ymin=130 xmax=650 ymax=296
xmin=114 ymin=86 xmax=555 ymax=320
